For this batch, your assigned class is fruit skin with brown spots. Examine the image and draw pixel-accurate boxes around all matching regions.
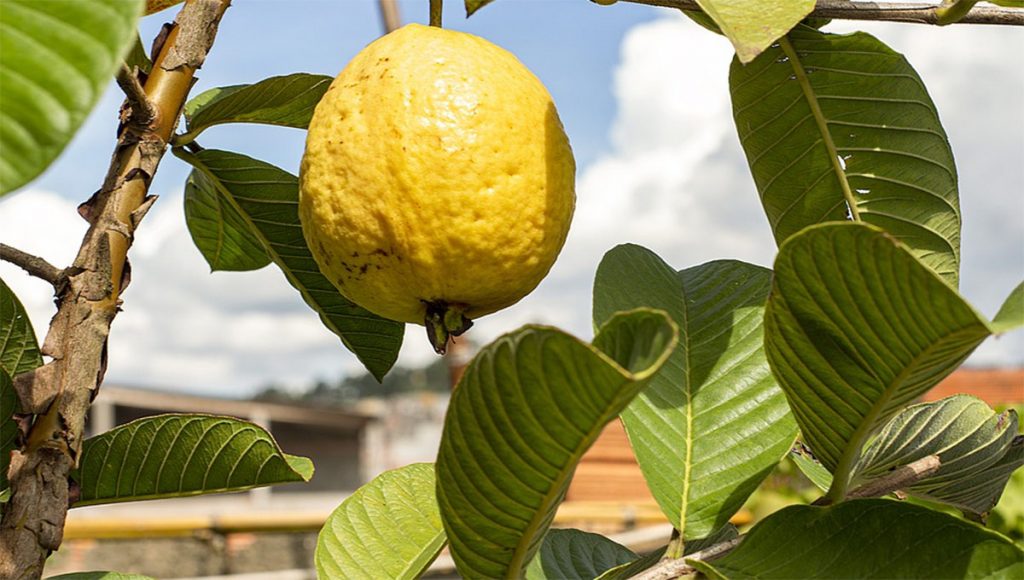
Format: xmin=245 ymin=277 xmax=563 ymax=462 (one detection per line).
xmin=299 ymin=24 xmax=576 ymax=353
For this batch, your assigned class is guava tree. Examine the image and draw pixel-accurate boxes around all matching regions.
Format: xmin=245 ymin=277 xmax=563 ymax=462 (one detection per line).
xmin=1 ymin=0 xmax=1022 ymax=578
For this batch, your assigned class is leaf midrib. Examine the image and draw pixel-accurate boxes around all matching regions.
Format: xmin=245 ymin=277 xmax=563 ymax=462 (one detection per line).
xmin=779 ymin=34 xmax=861 ymax=222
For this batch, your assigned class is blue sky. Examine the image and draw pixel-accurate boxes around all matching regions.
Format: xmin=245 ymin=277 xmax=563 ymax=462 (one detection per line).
xmin=2 ymin=1 xmax=1022 ymax=397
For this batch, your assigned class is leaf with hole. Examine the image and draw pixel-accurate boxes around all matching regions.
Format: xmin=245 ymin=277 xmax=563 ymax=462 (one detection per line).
xmin=525 ymin=528 xmax=637 ymax=580
xmin=184 ymin=168 xmax=270 ymax=272
xmin=70 ymin=414 xmax=313 ymax=506
xmin=690 ymin=500 xmax=1024 ymax=579
xmin=852 ymin=395 xmax=1019 ymax=517
xmin=693 ymin=1 xmax=815 ymax=63
xmin=0 ymin=277 xmax=42 ymax=377
xmin=731 ymin=25 xmax=961 ymax=286
xmin=0 ymin=0 xmax=144 ymax=194
xmin=436 ymin=309 xmax=678 ymax=579
xmin=316 ymin=463 xmax=444 ymax=580
xmin=175 ymin=148 xmax=404 ymax=380
xmin=764 ymin=222 xmax=1012 ymax=502
xmin=593 ymin=245 xmax=797 ymax=539
xmin=179 ymin=74 xmax=332 ymax=144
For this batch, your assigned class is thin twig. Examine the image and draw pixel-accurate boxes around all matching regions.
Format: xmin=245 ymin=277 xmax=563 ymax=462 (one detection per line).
xmin=631 ymin=536 xmax=744 ymax=580
xmin=847 ymin=454 xmax=941 ymax=499
xmin=115 ymin=63 xmax=156 ymax=128
xmin=616 ymin=0 xmax=1024 ymax=26
xmin=378 ymin=0 xmax=401 ymax=33
xmin=0 ymin=243 xmax=63 ymax=287
xmin=430 ymin=0 xmax=443 ymax=27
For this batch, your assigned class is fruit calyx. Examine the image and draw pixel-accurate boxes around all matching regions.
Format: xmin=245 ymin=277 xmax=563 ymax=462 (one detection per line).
xmin=424 ymin=300 xmax=473 ymax=355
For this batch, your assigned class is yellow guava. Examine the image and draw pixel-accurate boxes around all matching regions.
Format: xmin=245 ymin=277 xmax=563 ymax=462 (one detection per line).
xmin=299 ymin=24 xmax=576 ymax=353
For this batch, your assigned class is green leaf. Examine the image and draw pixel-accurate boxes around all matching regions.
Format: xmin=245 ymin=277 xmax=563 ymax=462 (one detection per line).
xmin=465 ymin=0 xmax=497 ymax=16
xmin=920 ymin=435 xmax=1024 ymax=520
xmin=853 ymin=396 xmax=1019 ymax=516
xmin=596 ymin=524 xmax=738 ymax=580
xmin=989 ymin=0 xmax=1024 ymax=6
xmin=174 ymin=148 xmax=403 ymax=381
xmin=991 ymin=281 xmax=1024 ymax=333
xmin=436 ymin=309 xmax=678 ymax=579
xmin=790 ymin=444 xmax=832 ymax=493
xmin=179 ymin=74 xmax=332 ymax=144
xmin=525 ymin=529 xmax=636 ymax=580
xmin=593 ymin=245 xmax=797 ymax=538
xmin=315 ymin=463 xmax=444 ymax=580
xmin=70 ymin=414 xmax=313 ymax=506
xmin=124 ymin=32 xmax=151 ymax=75
xmin=1 ymin=370 xmax=18 ymax=511
xmin=0 ymin=0 xmax=145 ymax=194
xmin=695 ymin=0 xmax=814 ymax=63
xmin=184 ymin=169 xmax=271 ymax=272
xmin=0 ymin=277 xmax=42 ymax=377
xmin=765 ymin=222 xmax=997 ymax=501
xmin=47 ymin=573 xmax=154 ymax=580
xmin=730 ymin=26 xmax=961 ymax=286
xmin=690 ymin=500 xmax=1024 ymax=579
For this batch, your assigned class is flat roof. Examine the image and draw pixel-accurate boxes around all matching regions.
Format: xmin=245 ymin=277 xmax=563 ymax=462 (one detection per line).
xmin=96 ymin=385 xmax=376 ymax=431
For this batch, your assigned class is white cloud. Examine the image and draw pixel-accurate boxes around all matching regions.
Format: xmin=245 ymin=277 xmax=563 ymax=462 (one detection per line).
xmin=2 ymin=14 xmax=1020 ymax=398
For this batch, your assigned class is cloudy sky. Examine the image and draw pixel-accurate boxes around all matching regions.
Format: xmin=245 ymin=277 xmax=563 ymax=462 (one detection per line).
xmin=1 ymin=1 xmax=1021 ymax=397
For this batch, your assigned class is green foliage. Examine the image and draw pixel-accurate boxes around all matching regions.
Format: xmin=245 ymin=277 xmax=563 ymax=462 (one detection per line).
xmin=70 ymin=414 xmax=313 ymax=506
xmin=175 ymin=148 xmax=404 ymax=381
xmin=0 ymin=0 xmax=144 ymax=195
xmin=436 ymin=309 xmax=677 ymax=578
xmin=525 ymin=529 xmax=637 ymax=580
xmin=854 ymin=396 xmax=1021 ymax=518
xmin=691 ymin=500 xmax=1024 ymax=579
xmin=465 ymin=0 xmax=498 ymax=16
xmin=692 ymin=0 xmax=815 ymax=63
xmin=179 ymin=74 xmax=332 ymax=144
xmin=316 ymin=463 xmax=445 ymax=580
xmin=184 ymin=168 xmax=271 ymax=272
xmin=731 ymin=26 xmax=961 ymax=286
xmin=765 ymin=222 xmax=1006 ymax=501
xmin=593 ymin=246 xmax=797 ymax=538
xmin=0 ymin=370 xmax=17 ymax=511
xmin=0 ymin=277 xmax=42 ymax=377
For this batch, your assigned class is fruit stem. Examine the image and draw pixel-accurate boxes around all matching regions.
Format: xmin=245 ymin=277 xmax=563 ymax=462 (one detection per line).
xmin=424 ymin=300 xmax=472 ymax=354
xmin=430 ymin=0 xmax=443 ymax=27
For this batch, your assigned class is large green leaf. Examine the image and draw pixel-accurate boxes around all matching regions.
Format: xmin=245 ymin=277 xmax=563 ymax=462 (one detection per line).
xmin=436 ymin=310 xmax=678 ymax=579
xmin=178 ymin=73 xmax=332 ymax=144
xmin=593 ymin=245 xmax=797 ymax=539
xmin=1 ymin=370 xmax=17 ymax=509
xmin=920 ymin=435 xmax=1024 ymax=520
xmin=853 ymin=396 xmax=1019 ymax=516
xmin=991 ymin=281 xmax=1024 ymax=333
xmin=0 ymin=0 xmax=144 ymax=194
xmin=525 ymin=529 xmax=636 ymax=580
xmin=694 ymin=1 xmax=814 ymax=63
xmin=765 ymin=222 xmax=1002 ymax=502
xmin=315 ymin=463 xmax=444 ymax=580
xmin=70 ymin=414 xmax=313 ymax=506
xmin=174 ymin=148 xmax=403 ymax=380
xmin=0 ymin=277 xmax=42 ymax=378
xmin=730 ymin=25 xmax=961 ymax=286
xmin=184 ymin=169 xmax=271 ymax=272
xmin=690 ymin=500 xmax=1024 ymax=579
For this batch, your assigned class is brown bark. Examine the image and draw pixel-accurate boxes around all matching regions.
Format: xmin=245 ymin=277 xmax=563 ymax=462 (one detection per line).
xmin=0 ymin=1 xmax=230 ymax=576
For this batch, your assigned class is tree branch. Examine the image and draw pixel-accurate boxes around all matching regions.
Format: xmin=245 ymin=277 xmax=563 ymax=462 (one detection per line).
xmin=616 ymin=0 xmax=1024 ymax=26
xmin=115 ymin=64 xmax=156 ymax=129
xmin=0 ymin=1 xmax=231 ymax=576
xmin=0 ymin=244 xmax=63 ymax=287
xmin=631 ymin=536 xmax=744 ymax=580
